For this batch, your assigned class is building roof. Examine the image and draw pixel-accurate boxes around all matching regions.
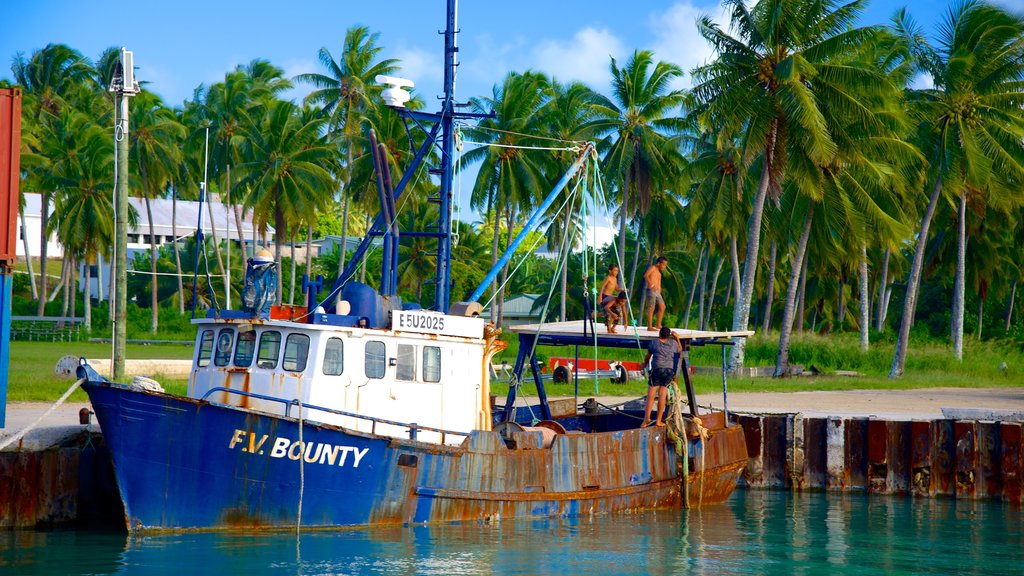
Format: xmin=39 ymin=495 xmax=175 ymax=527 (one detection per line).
xmin=22 ymin=192 xmax=271 ymax=241
xmin=482 ymin=294 xmax=542 ymax=319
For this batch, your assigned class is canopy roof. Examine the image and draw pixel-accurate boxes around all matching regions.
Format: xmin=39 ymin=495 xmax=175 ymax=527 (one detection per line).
xmin=507 ymin=320 xmax=753 ymax=348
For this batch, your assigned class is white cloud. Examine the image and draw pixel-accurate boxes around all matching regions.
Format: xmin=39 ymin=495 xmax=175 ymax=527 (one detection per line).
xmin=993 ymin=0 xmax=1024 ymax=12
xmin=909 ymin=71 xmax=934 ymax=90
xmin=281 ymin=57 xmax=318 ymax=103
xmin=392 ymin=46 xmax=442 ymax=100
xmin=648 ymin=1 xmax=730 ymax=89
xmin=531 ymin=27 xmax=626 ymax=88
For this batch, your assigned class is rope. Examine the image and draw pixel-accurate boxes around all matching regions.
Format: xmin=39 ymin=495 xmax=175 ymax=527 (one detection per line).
xmin=460 ymin=140 xmax=580 ymax=152
xmin=472 ymin=125 xmax=583 ymax=144
xmin=0 ymin=378 xmax=84 ymax=452
xmin=296 ymin=390 xmax=304 ymax=538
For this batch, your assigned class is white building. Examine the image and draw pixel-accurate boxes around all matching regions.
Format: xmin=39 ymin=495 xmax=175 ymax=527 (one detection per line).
xmin=18 ymin=192 xmax=273 ymax=301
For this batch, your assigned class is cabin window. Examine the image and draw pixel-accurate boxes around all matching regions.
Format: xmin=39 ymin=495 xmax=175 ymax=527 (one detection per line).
xmin=423 ymin=346 xmax=441 ymax=382
xmin=234 ymin=330 xmax=256 ymax=367
xmin=214 ymin=329 xmax=235 ymax=366
xmin=197 ymin=330 xmax=215 ymax=367
xmin=257 ymin=331 xmax=282 ymax=369
xmin=365 ymin=341 xmax=386 ymax=379
xmin=396 ymin=344 xmax=416 ymax=381
xmin=283 ymin=334 xmax=310 ymax=372
xmin=323 ymin=338 xmax=344 ymax=376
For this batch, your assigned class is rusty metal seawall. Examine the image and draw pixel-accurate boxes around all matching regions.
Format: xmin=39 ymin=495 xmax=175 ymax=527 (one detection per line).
xmin=738 ymin=414 xmax=1023 ymax=503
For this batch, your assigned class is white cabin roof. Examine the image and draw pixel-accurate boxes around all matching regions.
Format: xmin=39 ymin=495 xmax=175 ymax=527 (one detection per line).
xmin=507 ymin=320 xmax=753 ymax=341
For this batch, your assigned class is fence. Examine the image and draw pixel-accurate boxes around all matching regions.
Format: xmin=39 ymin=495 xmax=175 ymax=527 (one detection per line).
xmin=10 ymin=316 xmax=83 ymax=342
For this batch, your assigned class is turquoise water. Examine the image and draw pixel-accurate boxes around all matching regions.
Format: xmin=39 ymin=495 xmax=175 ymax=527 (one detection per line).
xmin=2 ymin=490 xmax=1021 ymax=575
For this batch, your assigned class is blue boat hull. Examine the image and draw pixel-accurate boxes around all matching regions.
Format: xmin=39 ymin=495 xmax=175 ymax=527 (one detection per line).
xmin=85 ymin=382 xmax=744 ymax=532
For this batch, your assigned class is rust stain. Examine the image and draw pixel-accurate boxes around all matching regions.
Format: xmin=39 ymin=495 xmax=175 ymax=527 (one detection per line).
xmin=1000 ymin=422 xmax=1022 ymax=504
xmin=955 ymin=421 xmax=977 ymax=499
xmin=867 ymin=419 xmax=888 ymax=493
xmin=910 ymin=420 xmax=932 ymax=496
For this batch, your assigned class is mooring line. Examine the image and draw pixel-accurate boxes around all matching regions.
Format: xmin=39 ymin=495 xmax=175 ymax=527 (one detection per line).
xmin=0 ymin=378 xmax=85 ymax=452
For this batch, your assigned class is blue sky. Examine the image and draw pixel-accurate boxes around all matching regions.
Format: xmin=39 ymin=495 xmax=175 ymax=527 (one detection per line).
xmin=9 ymin=0 xmax=1023 ymax=108
xmin=4 ymin=0 xmax=1024 ymax=231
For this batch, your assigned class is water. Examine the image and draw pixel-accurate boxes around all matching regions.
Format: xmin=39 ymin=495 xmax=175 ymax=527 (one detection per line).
xmin=2 ymin=490 xmax=1021 ymax=575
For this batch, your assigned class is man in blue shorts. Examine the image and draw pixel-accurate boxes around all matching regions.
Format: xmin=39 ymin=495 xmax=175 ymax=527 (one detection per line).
xmin=641 ymin=326 xmax=682 ymax=427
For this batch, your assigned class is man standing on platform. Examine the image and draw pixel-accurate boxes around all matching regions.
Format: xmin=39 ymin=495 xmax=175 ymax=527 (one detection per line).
xmin=642 ymin=327 xmax=681 ymax=427
xmin=643 ymin=256 xmax=668 ymax=331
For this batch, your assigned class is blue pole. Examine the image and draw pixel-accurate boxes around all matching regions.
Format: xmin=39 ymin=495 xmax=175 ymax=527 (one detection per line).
xmin=468 ymin=144 xmax=592 ymax=303
xmin=434 ymin=0 xmax=458 ymax=313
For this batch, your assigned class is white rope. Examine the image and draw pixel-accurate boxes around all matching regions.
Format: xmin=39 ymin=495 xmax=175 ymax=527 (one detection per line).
xmin=0 ymin=378 xmax=84 ymax=452
xmin=296 ymin=389 xmax=304 ymax=538
xmin=461 ymin=140 xmax=580 ymax=153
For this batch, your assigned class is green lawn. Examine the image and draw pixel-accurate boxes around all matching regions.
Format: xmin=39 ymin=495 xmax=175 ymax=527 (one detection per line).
xmin=4 ymin=331 xmax=1021 ymax=403
xmin=7 ymin=340 xmax=192 ymax=401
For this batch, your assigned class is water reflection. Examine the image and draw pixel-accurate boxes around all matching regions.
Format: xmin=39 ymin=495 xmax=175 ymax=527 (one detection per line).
xmin=1 ymin=491 xmax=1021 ymax=575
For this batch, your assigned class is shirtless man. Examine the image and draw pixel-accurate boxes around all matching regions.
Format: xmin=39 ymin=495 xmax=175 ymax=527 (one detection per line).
xmin=643 ymin=257 xmax=668 ymax=331
xmin=598 ymin=265 xmax=623 ymax=331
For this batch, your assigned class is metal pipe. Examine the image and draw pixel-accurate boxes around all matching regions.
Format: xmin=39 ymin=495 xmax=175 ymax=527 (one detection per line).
xmin=468 ymin=144 xmax=593 ymax=303
xmin=721 ymin=343 xmax=729 ymax=426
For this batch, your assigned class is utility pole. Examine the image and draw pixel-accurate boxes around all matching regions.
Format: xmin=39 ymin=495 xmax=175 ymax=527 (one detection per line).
xmin=110 ymin=48 xmax=138 ymax=381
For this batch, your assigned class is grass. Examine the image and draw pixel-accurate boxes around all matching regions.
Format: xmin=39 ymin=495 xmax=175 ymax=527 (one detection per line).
xmin=8 ymin=340 xmax=192 ymax=401
xmin=4 ymin=330 xmax=1021 ymax=403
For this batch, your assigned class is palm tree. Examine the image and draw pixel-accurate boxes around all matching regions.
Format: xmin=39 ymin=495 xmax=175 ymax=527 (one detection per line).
xmin=588 ymin=50 xmax=685 ymax=292
xmin=296 ymin=26 xmax=399 ymax=295
xmin=462 ymin=71 xmax=552 ymax=326
xmin=130 ymin=90 xmax=185 ymax=332
xmin=47 ymin=116 xmax=115 ymax=332
xmin=540 ymin=79 xmax=600 ymax=320
xmin=890 ymin=3 xmax=1024 ymax=376
xmin=236 ymin=100 xmax=335 ymax=303
xmin=693 ymin=0 xmax=888 ymax=369
xmin=11 ymin=43 xmax=92 ymax=316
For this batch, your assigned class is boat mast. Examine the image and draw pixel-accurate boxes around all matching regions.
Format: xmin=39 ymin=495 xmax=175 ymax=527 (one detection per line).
xmin=434 ymin=0 xmax=458 ymax=313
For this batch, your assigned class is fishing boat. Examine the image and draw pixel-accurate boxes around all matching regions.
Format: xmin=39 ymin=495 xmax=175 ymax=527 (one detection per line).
xmin=78 ymin=0 xmax=750 ymax=532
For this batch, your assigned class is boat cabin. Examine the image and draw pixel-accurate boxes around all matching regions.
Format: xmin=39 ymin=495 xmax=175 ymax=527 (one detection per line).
xmin=187 ymin=305 xmax=489 ymax=446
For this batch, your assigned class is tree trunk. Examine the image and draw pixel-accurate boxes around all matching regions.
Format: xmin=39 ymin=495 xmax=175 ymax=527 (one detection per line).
xmin=977 ymin=297 xmax=984 ymax=341
xmin=497 ymin=205 xmax=516 ymax=328
xmin=84 ymin=260 xmax=91 ymax=331
xmin=37 ymin=191 xmax=50 ymax=316
xmin=289 ymin=231 xmax=297 ymax=304
xmin=559 ymin=208 xmax=570 ymax=322
xmin=891 ymin=175 xmax=944 ymax=378
xmin=730 ymin=118 xmax=778 ymax=370
xmin=305 ymin=224 xmax=313 ymax=299
xmin=334 ymin=143 xmax=354 ymax=305
xmin=224 ymin=165 xmax=233 ymax=309
xmin=1006 ymin=279 xmax=1016 ymax=333
xmin=797 ymin=249 xmax=808 ymax=335
xmin=69 ymin=256 xmax=77 ymax=321
xmin=627 ymin=229 xmax=643 ymax=294
xmin=142 ymin=174 xmax=159 ymax=333
xmin=875 ymin=247 xmax=890 ymax=331
xmin=762 ymin=240 xmax=777 ymax=335
xmin=859 ymin=244 xmax=869 ymax=352
xmin=837 ymin=271 xmax=846 ymax=332
xmin=730 ymin=235 xmax=741 ymax=306
xmin=774 ymin=206 xmax=813 ymax=377
xmin=705 ymin=256 xmax=724 ymax=330
xmin=19 ymin=206 xmax=37 ymax=299
xmin=172 ymin=184 xmax=185 ymax=314
xmin=59 ymin=255 xmax=70 ymax=317
xmin=617 ymin=177 xmax=629 ymax=290
xmin=274 ymin=204 xmax=285 ymax=304
xmin=359 ymin=214 xmax=370 ymax=284
xmin=684 ymin=242 xmax=704 ymax=329
xmin=489 ymin=205 xmax=501 ymax=308
xmin=952 ymin=190 xmax=967 ymax=360
xmin=697 ymin=248 xmax=710 ymax=330
xmin=205 ymin=189 xmax=227 ymax=303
